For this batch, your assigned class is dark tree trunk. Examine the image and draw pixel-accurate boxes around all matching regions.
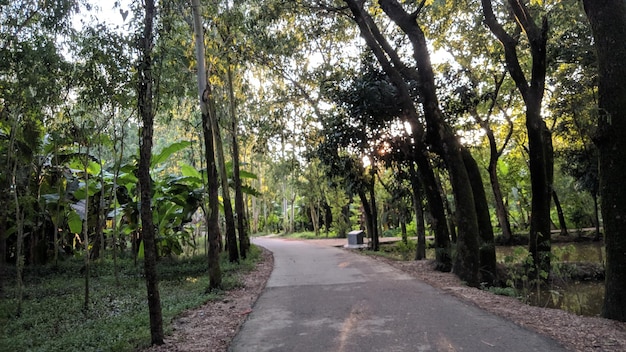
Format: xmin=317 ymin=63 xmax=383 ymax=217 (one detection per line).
xmin=0 ymin=213 xmax=4 ymax=294
xmin=593 ymin=193 xmax=601 ymax=241
xmin=203 ymin=114 xmax=223 ymax=290
xmin=400 ymin=217 xmax=407 ymax=244
xmin=526 ymin=106 xmax=554 ymax=277
xmin=480 ymin=100 xmax=514 ymax=244
xmin=310 ymin=203 xmax=320 ymax=236
xmin=482 ymin=0 xmax=553 ymax=276
xmin=358 ymin=189 xmax=376 ymax=250
xmin=212 ymin=114 xmax=239 ymax=263
xmin=192 ymin=0 xmax=222 ymax=290
xmin=552 ymin=190 xmax=568 ymax=236
xmin=462 ymin=149 xmax=497 ymax=285
xmin=414 ymin=157 xmax=451 ymax=269
xmin=368 ymin=176 xmax=380 ymax=251
xmin=583 ymin=0 xmax=626 ymax=322
xmin=138 ymin=0 xmax=164 ymax=344
xmin=434 ymin=170 xmax=457 ymax=244
xmin=409 ymin=163 xmax=426 ymax=261
xmin=488 ymin=157 xmax=513 ymax=243
xmin=227 ymin=66 xmax=249 ymax=260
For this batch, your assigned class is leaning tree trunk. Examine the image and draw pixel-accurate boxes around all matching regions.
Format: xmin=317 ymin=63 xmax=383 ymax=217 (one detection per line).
xmin=138 ymin=0 xmax=164 ymax=344
xmin=378 ymin=0 xmax=485 ymax=286
xmin=462 ymin=148 xmax=497 ymax=285
xmin=592 ymin=193 xmax=601 ymax=241
xmin=344 ymin=0 xmax=459 ymax=273
xmin=192 ymin=0 xmax=222 ymax=289
xmin=583 ymin=0 xmax=626 ymax=322
xmin=211 ymin=105 xmax=239 ymax=263
xmin=552 ymin=190 xmax=568 ymax=236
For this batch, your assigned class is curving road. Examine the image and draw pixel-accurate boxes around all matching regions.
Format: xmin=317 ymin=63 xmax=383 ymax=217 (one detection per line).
xmin=230 ymin=237 xmax=566 ymax=352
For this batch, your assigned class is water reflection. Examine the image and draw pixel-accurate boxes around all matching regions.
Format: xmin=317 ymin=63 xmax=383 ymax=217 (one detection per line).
xmin=527 ymin=281 xmax=604 ymax=316
xmin=496 ymin=242 xmax=605 ymax=264
xmin=495 ymin=242 xmax=605 ymax=316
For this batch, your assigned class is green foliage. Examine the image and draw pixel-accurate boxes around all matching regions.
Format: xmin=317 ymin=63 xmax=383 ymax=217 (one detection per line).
xmin=483 ymin=285 xmax=518 ymax=297
xmin=0 ymin=246 xmax=263 ymax=351
xmin=369 ymin=240 xmax=417 ymax=261
xmin=278 ymin=231 xmax=320 ymax=240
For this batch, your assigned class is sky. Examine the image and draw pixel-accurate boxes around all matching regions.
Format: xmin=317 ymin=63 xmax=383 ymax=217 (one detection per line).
xmin=73 ymin=0 xmax=132 ymax=30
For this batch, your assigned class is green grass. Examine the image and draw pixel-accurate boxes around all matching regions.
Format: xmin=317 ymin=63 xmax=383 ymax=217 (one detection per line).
xmin=273 ymin=231 xmax=336 ymax=239
xmin=0 ymin=246 xmax=263 ymax=352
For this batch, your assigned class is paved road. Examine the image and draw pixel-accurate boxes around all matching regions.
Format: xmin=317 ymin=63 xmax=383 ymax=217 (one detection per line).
xmin=230 ymin=237 xmax=566 ymax=352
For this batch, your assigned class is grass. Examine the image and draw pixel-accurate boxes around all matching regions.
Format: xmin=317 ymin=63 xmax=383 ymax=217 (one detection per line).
xmin=269 ymin=230 xmax=339 ymax=240
xmin=0 ymin=245 xmax=263 ymax=352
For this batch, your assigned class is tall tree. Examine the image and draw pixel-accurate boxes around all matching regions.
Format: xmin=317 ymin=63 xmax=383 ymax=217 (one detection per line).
xmin=137 ymin=0 xmax=164 ymax=344
xmin=344 ymin=0 xmax=496 ymax=285
xmin=341 ymin=0 xmax=456 ymax=271
xmin=191 ymin=0 xmax=223 ymax=289
xmin=582 ymin=0 xmax=626 ymax=322
xmin=481 ymin=0 xmax=554 ymax=276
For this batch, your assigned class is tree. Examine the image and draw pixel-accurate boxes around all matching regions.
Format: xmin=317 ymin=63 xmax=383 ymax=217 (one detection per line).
xmin=342 ymin=0 xmax=497 ymax=285
xmin=582 ymin=0 xmax=626 ymax=322
xmin=191 ymin=0 xmax=223 ymax=290
xmin=137 ymin=0 xmax=164 ymax=344
xmin=481 ymin=0 xmax=554 ymax=276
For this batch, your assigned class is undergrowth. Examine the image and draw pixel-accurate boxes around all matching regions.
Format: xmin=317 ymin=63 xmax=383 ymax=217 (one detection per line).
xmin=0 ymin=245 xmax=262 ymax=352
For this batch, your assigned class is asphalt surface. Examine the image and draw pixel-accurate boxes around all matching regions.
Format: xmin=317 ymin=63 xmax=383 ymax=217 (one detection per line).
xmin=230 ymin=237 xmax=567 ymax=352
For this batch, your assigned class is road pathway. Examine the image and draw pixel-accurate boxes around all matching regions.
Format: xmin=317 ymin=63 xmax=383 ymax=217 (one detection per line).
xmin=230 ymin=237 xmax=566 ymax=352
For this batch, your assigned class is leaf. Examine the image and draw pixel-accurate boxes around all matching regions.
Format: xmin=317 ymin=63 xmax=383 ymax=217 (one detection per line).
xmin=241 ymin=184 xmax=261 ymax=197
xmin=42 ymin=193 xmax=61 ymax=204
xmin=87 ymin=160 xmax=101 ymax=175
xmin=181 ymin=163 xmax=202 ymax=179
xmin=138 ymin=240 xmax=144 ymax=259
xmin=238 ymin=169 xmax=258 ymax=180
xmin=68 ymin=209 xmax=83 ymax=234
xmin=151 ymin=141 xmax=191 ymax=168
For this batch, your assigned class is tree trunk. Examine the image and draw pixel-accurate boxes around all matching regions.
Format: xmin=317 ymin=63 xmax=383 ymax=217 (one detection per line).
xmin=409 ymin=163 xmax=426 ymax=260
xmin=434 ymin=170 xmax=457 ymax=244
xmin=368 ymin=175 xmax=380 ymax=251
xmin=377 ymin=0 xmax=482 ymax=286
xmin=583 ymin=0 xmax=626 ymax=322
xmin=226 ymin=61 xmax=249 ymax=259
xmin=310 ymin=203 xmax=320 ymax=236
xmin=552 ymin=190 xmax=568 ymax=236
xmin=82 ymin=145 xmax=90 ymax=312
xmin=482 ymin=0 xmax=553 ymax=277
xmin=593 ymin=193 xmax=601 ymax=241
xmin=482 ymin=108 xmax=514 ymax=244
xmin=211 ymin=105 xmax=239 ymax=263
xmin=526 ymin=106 xmax=554 ymax=277
xmin=358 ymin=188 xmax=376 ymax=250
xmin=344 ymin=0 xmax=461 ymax=276
xmin=462 ymin=148 xmax=497 ymax=285
xmin=138 ymin=0 xmax=164 ymax=344
xmin=0 ymin=213 xmax=5 ymax=293
xmin=192 ymin=0 xmax=222 ymax=290
xmin=11 ymin=156 xmax=25 ymax=316
xmin=489 ymin=156 xmax=513 ymax=243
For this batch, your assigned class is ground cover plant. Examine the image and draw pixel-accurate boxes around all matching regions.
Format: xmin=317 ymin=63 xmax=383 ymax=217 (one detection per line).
xmin=0 ymin=246 xmax=262 ymax=352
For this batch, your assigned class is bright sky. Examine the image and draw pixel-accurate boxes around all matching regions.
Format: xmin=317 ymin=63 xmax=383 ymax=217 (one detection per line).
xmin=73 ymin=0 xmax=132 ymax=30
